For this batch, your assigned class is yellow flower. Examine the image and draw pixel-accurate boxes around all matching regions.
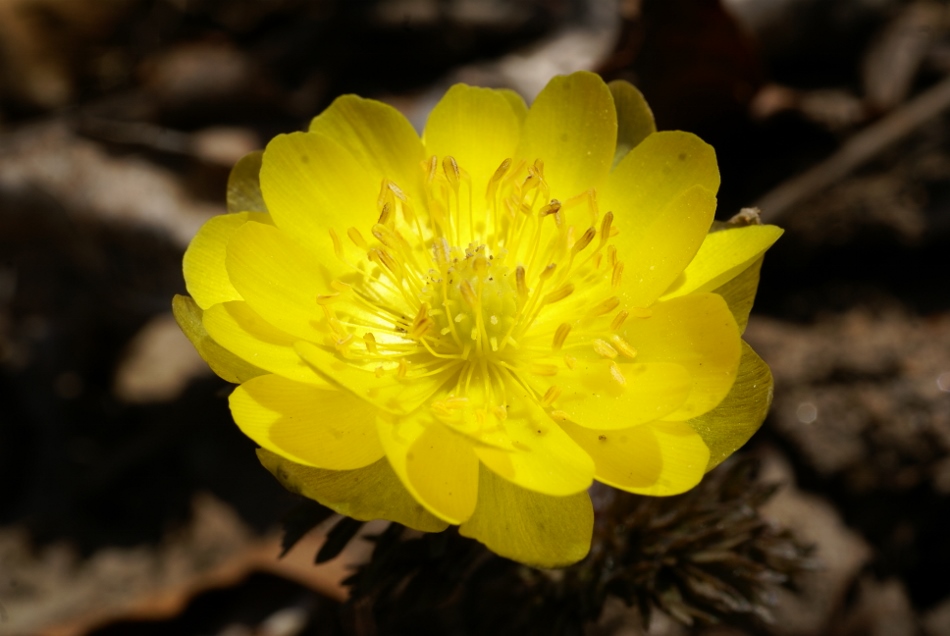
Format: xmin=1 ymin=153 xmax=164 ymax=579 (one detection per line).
xmin=174 ymin=72 xmax=782 ymax=568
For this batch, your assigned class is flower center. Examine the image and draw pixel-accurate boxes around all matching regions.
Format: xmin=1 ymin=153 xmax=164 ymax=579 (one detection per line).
xmin=322 ymin=154 xmax=640 ymax=425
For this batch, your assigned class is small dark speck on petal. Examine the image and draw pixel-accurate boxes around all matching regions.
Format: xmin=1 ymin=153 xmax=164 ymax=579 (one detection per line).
xmin=678 ymin=152 xmax=686 ymax=161
xmin=301 ymin=155 xmax=310 ymax=163
xmin=598 ymin=435 xmax=607 ymax=441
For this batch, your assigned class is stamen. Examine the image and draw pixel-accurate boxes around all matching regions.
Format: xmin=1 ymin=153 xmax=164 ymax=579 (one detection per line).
xmin=328 ymin=228 xmax=343 ymax=259
xmin=599 ymin=212 xmax=614 ymax=248
xmin=572 ymin=226 xmax=596 ymax=254
xmin=552 ymin=323 xmax=572 ymax=351
xmin=593 ymin=339 xmax=618 ymax=359
xmin=397 ymin=358 xmax=409 ymax=379
xmin=330 ymin=280 xmax=351 ymax=292
xmin=443 ymin=156 xmax=460 ymax=189
xmin=541 ymin=385 xmax=561 ymax=407
xmin=542 ymin=284 xmax=574 ymax=305
xmin=610 ymin=309 xmax=629 ymax=330
xmin=587 ymin=189 xmax=599 ymax=225
xmin=363 ymin=332 xmax=378 ymax=354
xmin=347 ymin=227 xmax=368 ymax=249
xmin=612 ymin=335 xmax=638 ymax=358
xmin=549 ymin=410 xmax=569 ymax=421
xmin=564 ymin=355 xmax=576 ymax=370
xmin=316 ymin=293 xmax=340 ymax=305
xmin=609 ymin=362 xmax=626 ymax=385
xmin=515 ymin=266 xmax=528 ymax=303
xmin=459 ymin=279 xmax=478 ymax=308
xmin=378 ymin=202 xmax=392 ymax=225
xmin=612 ymin=261 xmax=624 ymax=288
xmin=587 ymin=296 xmax=620 ymax=317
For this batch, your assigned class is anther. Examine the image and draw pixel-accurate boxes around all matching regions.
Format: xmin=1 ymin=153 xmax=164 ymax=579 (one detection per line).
xmin=599 ymin=212 xmax=614 ymax=247
xmin=587 ymin=296 xmax=620 ymax=317
xmin=532 ymin=158 xmax=545 ymax=179
xmin=563 ymin=355 xmax=577 ymax=370
xmin=611 ymin=261 xmax=624 ymax=288
xmin=541 ymin=386 xmax=561 ymax=407
xmin=387 ymin=180 xmax=407 ymax=201
xmin=363 ymin=332 xmax=378 ymax=354
xmin=542 ymin=284 xmax=574 ymax=305
xmin=611 ymin=335 xmax=638 ymax=358
xmin=572 ymin=226 xmax=596 ymax=254
xmin=330 ymin=280 xmax=351 ymax=292
xmin=378 ymin=202 xmax=392 ymax=225
xmin=538 ymin=200 xmax=561 ymax=217
xmin=539 ymin=263 xmax=557 ymax=281
xmin=610 ymin=310 xmax=629 ymax=331
xmin=587 ymin=189 xmax=599 ymax=224
xmin=328 ymin=228 xmax=343 ymax=258
xmin=347 ymin=227 xmax=368 ymax=249
xmin=607 ymin=245 xmax=617 ymax=268
xmin=549 ymin=410 xmax=569 ymax=421
xmin=473 ymin=255 xmax=490 ymax=276
xmin=515 ymin=266 xmax=528 ymax=302
xmin=316 ymin=293 xmax=340 ymax=305
xmin=425 ymin=155 xmax=439 ymax=183
xmin=529 ymin=363 xmax=558 ymax=376
xmin=552 ymin=323 xmax=571 ymax=351
xmin=628 ymin=307 xmax=654 ymax=318
xmin=609 ymin=362 xmax=626 ymax=386
xmin=375 ymin=365 xmax=385 ymax=378
xmin=492 ymin=404 xmax=508 ymax=422
xmin=443 ymin=156 xmax=460 ymax=189
xmin=397 ymin=358 xmax=409 ymax=379
xmin=459 ymin=280 xmax=478 ymax=308
xmin=593 ymin=339 xmax=618 ymax=359
xmin=488 ymin=158 xmax=511 ymax=187
xmin=372 ymin=223 xmax=398 ymax=248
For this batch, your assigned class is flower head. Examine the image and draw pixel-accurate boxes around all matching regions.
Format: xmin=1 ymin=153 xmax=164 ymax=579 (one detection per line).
xmin=174 ymin=72 xmax=782 ymax=567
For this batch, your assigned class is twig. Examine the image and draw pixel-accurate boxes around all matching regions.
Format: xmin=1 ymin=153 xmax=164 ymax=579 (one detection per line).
xmin=757 ymin=74 xmax=950 ymax=224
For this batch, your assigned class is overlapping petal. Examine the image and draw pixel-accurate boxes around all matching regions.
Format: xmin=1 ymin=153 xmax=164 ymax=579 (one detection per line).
xmin=609 ymin=79 xmax=655 ymax=167
xmin=172 ymin=295 xmax=265 ymax=383
xmin=257 ymin=448 xmax=448 ymax=532
xmin=231 ymin=374 xmax=383 ymax=470
xmin=560 ymin=419 xmax=709 ymax=495
xmin=183 ymin=211 xmax=270 ymax=309
xmin=619 ymin=293 xmax=741 ymax=421
xmin=662 ymin=224 xmax=783 ymax=300
xmin=517 ymin=71 xmax=617 ymax=201
xmin=376 ymin=414 xmax=479 ymax=524
xmin=460 ymin=465 xmax=593 ymax=568
xmin=203 ymin=301 xmax=325 ymax=385
xmin=689 ymin=341 xmax=773 ymax=470
xmin=474 ymin=392 xmax=594 ymax=496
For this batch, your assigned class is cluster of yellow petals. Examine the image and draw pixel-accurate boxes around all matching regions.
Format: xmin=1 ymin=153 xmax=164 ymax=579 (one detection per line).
xmin=174 ymin=71 xmax=782 ymax=567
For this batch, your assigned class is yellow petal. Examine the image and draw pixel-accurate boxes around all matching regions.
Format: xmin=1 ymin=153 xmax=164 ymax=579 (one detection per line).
xmin=560 ymin=419 xmax=709 ymax=495
xmin=423 ymin=84 xmax=523 ymax=242
xmin=609 ymin=79 xmax=655 ymax=168
xmin=474 ymin=392 xmax=594 ymax=496
xmin=231 ymin=374 xmax=383 ymax=470
xmin=309 ymin=94 xmax=425 ymax=201
xmin=172 ymin=294 xmax=265 ymax=383
xmin=295 ymin=341 xmax=456 ymax=415
xmin=183 ymin=211 xmax=270 ymax=310
xmin=226 ymin=150 xmax=267 ymax=214
xmin=662 ymin=224 xmax=783 ymax=299
xmin=711 ymin=256 xmax=762 ymax=334
xmin=601 ymin=130 xmax=719 ymax=240
xmin=259 ymin=131 xmax=383 ymax=260
xmin=225 ymin=221 xmax=332 ymax=341
xmin=553 ymin=360 xmax=691 ymax=430
xmin=257 ymin=448 xmax=448 ymax=532
xmin=517 ymin=71 xmax=617 ymax=201
xmin=377 ymin=414 xmax=479 ymax=524
xmin=459 ymin=465 xmax=593 ymax=568
xmin=619 ymin=293 xmax=741 ymax=421
xmin=203 ymin=301 xmax=325 ymax=385
xmin=616 ymin=184 xmax=717 ymax=308
xmin=690 ymin=340 xmax=773 ymax=470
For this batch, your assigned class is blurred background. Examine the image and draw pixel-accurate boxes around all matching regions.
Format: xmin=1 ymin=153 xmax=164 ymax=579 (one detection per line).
xmin=1 ymin=0 xmax=950 ymax=634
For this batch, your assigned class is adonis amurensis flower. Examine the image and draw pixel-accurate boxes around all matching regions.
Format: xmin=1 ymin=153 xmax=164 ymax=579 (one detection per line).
xmin=174 ymin=72 xmax=782 ymax=567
